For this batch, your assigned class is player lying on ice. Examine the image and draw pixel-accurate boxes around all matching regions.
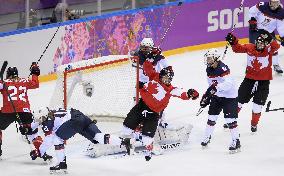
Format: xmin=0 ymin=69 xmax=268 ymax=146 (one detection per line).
xmin=121 ymin=58 xmax=199 ymax=161
xmin=30 ymin=107 xmax=132 ymax=174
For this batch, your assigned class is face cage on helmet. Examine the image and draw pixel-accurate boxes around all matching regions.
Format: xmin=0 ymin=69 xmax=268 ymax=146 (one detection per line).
xmin=140 ymin=45 xmax=152 ymax=54
xmin=269 ymin=1 xmax=280 ymax=10
xmin=256 ymin=39 xmax=266 ymax=51
xmin=204 ymin=56 xmax=219 ymax=67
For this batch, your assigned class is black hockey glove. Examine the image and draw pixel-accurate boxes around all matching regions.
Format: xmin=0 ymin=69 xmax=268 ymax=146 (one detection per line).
xmin=30 ymin=62 xmax=40 ymax=76
xmin=187 ymin=89 xmax=199 ymax=100
xmin=139 ymin=81 xmax=145 ymax=89
xmin=226 ymin=33 xmax=237 ymax=46
xmin=280 ymin=37 xmax=284 ymax=47
xmin=19 ymin=125 xmax=33 ymax=135
xmin=30 ymin=150 xmax=39 ymax=160
xmin=200 ymin=94 xmax=210 ymax=108
xmin=205 ymin=83 xmax=217 ymax=96
xmin=248 ymin=17 xmax=257 ymax=31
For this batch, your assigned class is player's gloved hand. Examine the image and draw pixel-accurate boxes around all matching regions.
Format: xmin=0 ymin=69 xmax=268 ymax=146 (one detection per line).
xmin=151 ymin=47 xmax=162 ymax=56
xmin=248 ymin=17 xmax=258 ymax=31
xmin=30 ymin=149 xmax=39 ymax=160
xmin=187 ymin=89 xmax=199 ymax=100
xmin=206 ymin=83 xmax=217 ymax=96
xmin=200 ymin=94 xmax=210 ymax=108
xmin=226 ymin=33 xmax=238 ymax=46
xmin=280 ymin=37 xmax=284 ymax=47
xmin=159 ymin=121 xmax=168 ymax=128
xmin=19 ymin=124 xmax=33 ymax=135
xmin=30 ymin=62 xmax=40 ymax=76
xmin=139 ymin=81 xmax=145 ymax=89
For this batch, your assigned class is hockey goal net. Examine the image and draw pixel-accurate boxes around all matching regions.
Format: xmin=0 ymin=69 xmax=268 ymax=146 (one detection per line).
xmin=49 ymin=55 xmax=139 ymax=121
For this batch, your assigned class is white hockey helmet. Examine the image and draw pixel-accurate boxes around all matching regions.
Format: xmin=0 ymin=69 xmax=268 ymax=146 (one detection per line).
xmin=269 ymin=0 xmax=281 ymax=10
xmin=33 ymin=107 xmax=49 ymax=123
xmin=204 ymin=48 xmax=221 ymax=66
xmin=140 ymin=38 xmax=154 ymax=54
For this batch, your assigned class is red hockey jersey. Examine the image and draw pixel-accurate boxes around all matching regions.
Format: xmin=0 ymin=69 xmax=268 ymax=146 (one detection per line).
xmin=140 ymin=61 xmax=189 ymax=113
xmin=0 ymin=75 xmax=39 ymax=113
xmin=232 ymin=40 xmax=280 ymax=80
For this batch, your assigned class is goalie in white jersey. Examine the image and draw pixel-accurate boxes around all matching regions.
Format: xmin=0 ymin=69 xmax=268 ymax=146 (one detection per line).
xmin=30 ymin=108 xmax=131 ymax=174
xmin=248 ymin=0 xmax=284 ymax=74
xmin=199 ymin=49 xmax=241 ymax=153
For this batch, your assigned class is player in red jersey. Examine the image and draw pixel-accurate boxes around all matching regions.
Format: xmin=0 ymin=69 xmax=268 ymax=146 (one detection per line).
xmin=226 ymin=30 xmax=280 ymax=133
xmin=0 ymin=63 xmax=52 ymax=161
xmin=122 ymin=59 xmax=199 ymax=161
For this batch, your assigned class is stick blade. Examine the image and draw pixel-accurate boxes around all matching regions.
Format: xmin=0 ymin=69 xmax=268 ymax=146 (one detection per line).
xmin=0 ymin=61 xmax=8 ymax=80
xmin=265 ymin=101 xmax=271 ymax=112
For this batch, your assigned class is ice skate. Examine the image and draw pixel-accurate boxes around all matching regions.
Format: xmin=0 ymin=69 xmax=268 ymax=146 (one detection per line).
xmin=251 ymin=125 xmax=257 ymax=134
xmin=273 ymin=65 xmax=283 ymax=74
xmin=121 ymin=138 xmax=134 ymax=155
xmin=201 ymin=136 xmax=211 ymax=149
xmin=42 ymin=153 xmax=53 ymax=163
xmin=229 ymin=139 xmax=241 ymax=154
xmin=50 ymin=161 xmax=68 ymax=174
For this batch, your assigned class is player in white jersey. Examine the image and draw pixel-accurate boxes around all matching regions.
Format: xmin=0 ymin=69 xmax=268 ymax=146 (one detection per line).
xmin=199 ymin=49 xmax=240 ymax=153
xmin=248 ymin=0 xmax=284 ymax=73
xmin=30 ymin=108 xmax=131 ymax=174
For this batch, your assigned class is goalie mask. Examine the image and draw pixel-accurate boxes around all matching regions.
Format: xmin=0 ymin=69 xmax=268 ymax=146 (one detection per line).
xmin=6 ymin=67 xmax=18 ymax=79
xmin=269 ymin=0 xmax=281 ymax=11
xmin=204 ymin=48 xmax=221 ymax=67
xmin=82 ymin=82 xmax=94 ymax=97
xmin=140 ymin=38 xmax=154 ymax=55
xmin=159 ymin=66 xmax=174 ymax=85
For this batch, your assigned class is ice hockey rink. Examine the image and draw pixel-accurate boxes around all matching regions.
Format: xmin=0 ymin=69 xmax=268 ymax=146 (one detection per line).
xmin=1 ymin=46 xmax=284 ymax=176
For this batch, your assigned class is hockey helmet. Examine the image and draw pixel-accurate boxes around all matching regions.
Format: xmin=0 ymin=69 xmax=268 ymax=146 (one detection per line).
xmin=159 ymin=66 xmax=174 ymax=85
xmin=269 ymin=0 xmax=281 ymax=10
xmin=204 ymin=48 xmax=221 ymax=67
xmin=140 ymin=38 xmax=154 ymax=54
xmin=255 ymin=31 xmax=272 ymax=51
xmin=6 ymin=67 xmax=18 ymax=79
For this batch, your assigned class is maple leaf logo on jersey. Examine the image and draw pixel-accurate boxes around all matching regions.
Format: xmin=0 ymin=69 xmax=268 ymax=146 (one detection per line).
xmin=147 ymin=82 xmax=159 ymax=94
xmin=251 ymin=59 xmax=262 ymax=71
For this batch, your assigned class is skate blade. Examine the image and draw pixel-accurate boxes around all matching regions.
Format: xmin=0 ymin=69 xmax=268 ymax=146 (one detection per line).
xmin=50 ymin=169 xmax=68 ymax=175
xmin=250 ymin=131 xmax=257 ymax=135
xmin=229 ymin=148 xmax=241 ymax=154
xmin=201 ymin=145 xmax=209 ymax=149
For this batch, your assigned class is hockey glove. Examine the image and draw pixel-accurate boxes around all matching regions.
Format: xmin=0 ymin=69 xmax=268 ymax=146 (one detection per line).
xmin=19 ymin=125 xmax=33 ymax=135
xmin=280 ymin=37 xmax=284 ymax=47
xmin=187 ymin=89 xmax=199 ymax=100
xmin=151 ymin=47 xmax=162 ymax=56
xmin=248 ymin=17 xmax=257 ymax=31
xmin=30 ymin=62 xmax=40 ymax=76
xmin=206 ymin=83 xmax=217 ymax=96
xmin=30 ymin=150 xmax=39 ymax=160
xmin=159 ymin=121 xmax=168 ymax=128
xmin=226 ymin=33 xmax=238 ymax=46
xmin=200 ymin=94 xmax=210 ymax=108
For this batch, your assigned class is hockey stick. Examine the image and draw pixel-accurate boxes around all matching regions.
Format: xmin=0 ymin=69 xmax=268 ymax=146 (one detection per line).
xmin=196 ymin=107 xmax=204 ymax=116
xmin=158 ymin=1 xmax=183 ymax=47
xmin=265 ymin=101 xmax=284 ymax=112
xmin=222 ymin=0 xmax=245 ymax=60
xmin=0 ymin=61 xmax=34 ymax=148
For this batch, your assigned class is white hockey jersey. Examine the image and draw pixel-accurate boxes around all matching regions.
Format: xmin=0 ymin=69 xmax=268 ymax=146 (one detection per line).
xmin=249 ymin=2 xmax=284 ymax=37
xmin=206 ymin=62 xmax=238 ymax=98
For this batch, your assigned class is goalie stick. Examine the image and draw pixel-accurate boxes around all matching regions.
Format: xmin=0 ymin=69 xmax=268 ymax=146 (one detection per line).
xmin=265 ymin=101 xmax=284 ymax=112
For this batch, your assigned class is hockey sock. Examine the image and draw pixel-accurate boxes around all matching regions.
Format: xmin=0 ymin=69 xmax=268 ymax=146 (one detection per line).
xmin=0 ymin=130 xmax=2 ymax=145
xmin=32 ymin=136 xmax=43 ymax=153
xmin=237 ymin=103 xmax=243 ymax=113
xmin=55 ymin=144 xmax=66 ymax=163
xmin=251 ymin=112 xmax=261 ymax=126
xmin=204 ymin=115 xmax=218 ymax=139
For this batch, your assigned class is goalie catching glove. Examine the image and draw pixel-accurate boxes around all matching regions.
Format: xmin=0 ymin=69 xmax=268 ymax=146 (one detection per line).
xmin=30 ymin=62 xmax=40 ymax=76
